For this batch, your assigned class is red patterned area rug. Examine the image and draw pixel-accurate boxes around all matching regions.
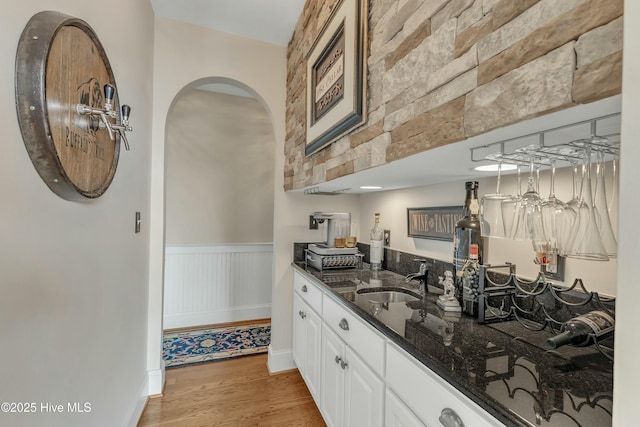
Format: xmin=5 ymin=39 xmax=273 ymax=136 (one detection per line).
xmin=163 ymin=321 xmax=271 ymax=368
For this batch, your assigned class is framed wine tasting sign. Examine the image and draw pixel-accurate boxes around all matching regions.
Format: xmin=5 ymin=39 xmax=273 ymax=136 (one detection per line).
xmin=407 ymin=206 xmax=464 ymax=241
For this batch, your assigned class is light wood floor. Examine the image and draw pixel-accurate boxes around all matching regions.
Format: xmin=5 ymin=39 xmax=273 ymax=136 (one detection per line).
xmin=138 ymin=354 xmax=325 ymax=426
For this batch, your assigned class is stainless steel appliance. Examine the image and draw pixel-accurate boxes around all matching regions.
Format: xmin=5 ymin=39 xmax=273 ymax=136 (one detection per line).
xmin=312 ymin=212 xmax=351 ymax=247
xmin=307 ymin=212 xmax=362 ymax=270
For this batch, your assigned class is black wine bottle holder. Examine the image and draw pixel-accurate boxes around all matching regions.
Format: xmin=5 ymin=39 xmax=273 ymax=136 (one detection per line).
xmin=477 ymin=263 xmax=615 ymax=360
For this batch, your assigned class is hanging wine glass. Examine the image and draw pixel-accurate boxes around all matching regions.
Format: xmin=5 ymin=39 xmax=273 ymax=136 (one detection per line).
xmin=593 ymin=149 xmax=617 ymax=257
xmin=512 ymin=148 xmax=543 ymax=243
xmin=481 ymin=159 xmax=512 ymax=238
xmin=501 ymin=164 xmax=523 ymax=240
xmin=607 ymin=157 xmax=618 ymax=240
xmin=539 ymin=159 xmax=567 ymax=255
xmin=566 ymin=159 xmax=582 ymax=212
xmin=565 ymin=143 xmax=608 ymax=261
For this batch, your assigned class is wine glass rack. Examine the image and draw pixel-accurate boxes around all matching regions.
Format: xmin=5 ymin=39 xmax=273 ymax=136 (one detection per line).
xmin=470 ymin=113 xmax=621 ymax=167
xmin=477 ymin=263 xmax=615 ymax=360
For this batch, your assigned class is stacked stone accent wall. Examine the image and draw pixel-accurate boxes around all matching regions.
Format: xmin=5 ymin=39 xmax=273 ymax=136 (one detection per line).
xmin=284 ymin=0 xmax=623 ymax=191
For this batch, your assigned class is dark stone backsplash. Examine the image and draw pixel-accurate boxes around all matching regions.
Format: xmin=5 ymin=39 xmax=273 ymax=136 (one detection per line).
xmin=295 ymin=242 xmax=454 ymax=291
xmin=295 ymin=242 xmax=616 ymax=325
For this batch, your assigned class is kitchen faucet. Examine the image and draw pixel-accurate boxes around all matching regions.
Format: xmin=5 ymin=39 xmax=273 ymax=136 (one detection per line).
xmin=406 ymin=259 xmax=429 ymax=293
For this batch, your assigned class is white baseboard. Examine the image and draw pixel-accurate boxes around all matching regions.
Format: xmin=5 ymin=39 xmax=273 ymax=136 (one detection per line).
xmin=148 ymin=361 xmax=165 ymax=396
xmin=127 ymin=372 xmax=151 ymax=427
xmin=267 ymin=345 xmax=296 ymax=373
xmin=163 ymin=304 xmax=271 ymax=329
xmin=128 ymin=364 xmax=165 ymax=426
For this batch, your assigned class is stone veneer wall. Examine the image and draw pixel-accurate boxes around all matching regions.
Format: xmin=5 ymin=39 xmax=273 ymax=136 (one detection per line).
xmin=284 ymin=0 xmax=623 ymax=191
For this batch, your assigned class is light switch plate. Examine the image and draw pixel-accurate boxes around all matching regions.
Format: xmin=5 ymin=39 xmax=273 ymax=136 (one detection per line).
xmin=135 ymin=212 xmax=141 ymax=233
xmin=384 ymin=230 xmax=391 ymax=246
xmin=309 ymin=215 xmax=319 ymax=230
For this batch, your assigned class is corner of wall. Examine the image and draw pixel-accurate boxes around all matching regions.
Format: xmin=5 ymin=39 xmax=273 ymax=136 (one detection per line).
xmin=126 ymin=363 xmax=164 ymax=427
xmin=267 ymin=345 xmax=296 ymax=373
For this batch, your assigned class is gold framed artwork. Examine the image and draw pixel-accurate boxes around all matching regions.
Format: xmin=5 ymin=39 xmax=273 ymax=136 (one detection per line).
xmin=305 ymin=0 xmax=368 ymax=156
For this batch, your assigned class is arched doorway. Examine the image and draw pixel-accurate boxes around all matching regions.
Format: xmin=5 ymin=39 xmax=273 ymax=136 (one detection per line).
xmin=163 ymin=77 xmax=275 ymax=330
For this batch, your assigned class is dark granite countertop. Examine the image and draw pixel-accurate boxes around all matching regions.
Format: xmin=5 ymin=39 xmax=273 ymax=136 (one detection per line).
xmin=293 ymin=262 xmax=613 ymax=427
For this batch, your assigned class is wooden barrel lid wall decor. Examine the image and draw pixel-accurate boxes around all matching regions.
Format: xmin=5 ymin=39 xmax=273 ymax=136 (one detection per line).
xmin=15 ymin=11 xmax=121 ymax=200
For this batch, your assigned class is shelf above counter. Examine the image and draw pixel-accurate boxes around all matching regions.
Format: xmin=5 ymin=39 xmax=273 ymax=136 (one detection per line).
xmin=293 ymin=96 xmax=621 ymax=195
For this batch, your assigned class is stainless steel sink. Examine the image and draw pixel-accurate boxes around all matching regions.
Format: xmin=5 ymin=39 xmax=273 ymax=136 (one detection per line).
xmin=356 ymin=288 xmax=422 ymax=303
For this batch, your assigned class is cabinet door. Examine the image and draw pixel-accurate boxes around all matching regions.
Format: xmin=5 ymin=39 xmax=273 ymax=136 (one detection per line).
xmin=321 ymin=324 xmax=346 ymax=427
xmin=385 ymin=389 xmax=425 ymax=427
xmin=304 ymin=305 xmax=322 ymax=401
xmin=292 ymin=293 xmax=306 ymax=372
xmin=293 ymin=293 xmax=322 ymax=402
xmin=344 ymin=347 xmax=384 ymax=427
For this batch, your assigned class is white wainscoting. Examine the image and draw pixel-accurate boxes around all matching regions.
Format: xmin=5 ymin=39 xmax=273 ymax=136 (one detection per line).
xmin=163 ymin=244 xmax=273 ymax=329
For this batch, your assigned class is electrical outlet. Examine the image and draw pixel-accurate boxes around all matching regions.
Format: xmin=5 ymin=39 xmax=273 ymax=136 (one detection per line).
xmin=384 ymin=229 xmax=391 ymax=246
xmin=309 ymin=215 xmax=319 ymax=230
xmin=544 ymin=255 xmax=565 ymax=281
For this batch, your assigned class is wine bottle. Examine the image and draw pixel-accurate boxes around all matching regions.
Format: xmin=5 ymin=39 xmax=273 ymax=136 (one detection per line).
xmin=546 ymin=310 xmax=614 ymax=349
xmin=370 ymin=213 xmax=384 ymax=271
xmin=453 ymin=181 xmax=483 ymax=317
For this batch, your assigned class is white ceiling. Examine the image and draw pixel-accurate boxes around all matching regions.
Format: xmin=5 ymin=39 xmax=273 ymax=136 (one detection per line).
xmin=150 ymin=0 xmax=306 ymax=46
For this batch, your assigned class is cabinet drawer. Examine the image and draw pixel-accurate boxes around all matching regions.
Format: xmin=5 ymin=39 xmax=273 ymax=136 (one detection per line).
xmin=323 ymin=295 xmax=385 ymax=376
xmin=294 ymin=271 xmax=323 ymax=314
xmin=386 ymin=344 xmax=500 ymax=427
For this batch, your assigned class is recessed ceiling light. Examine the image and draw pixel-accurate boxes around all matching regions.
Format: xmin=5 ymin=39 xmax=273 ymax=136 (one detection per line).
xmin=473 ymin=164 xmax=518 ymax=172
xmin=360 ymin=185 xmax=383 ymax=190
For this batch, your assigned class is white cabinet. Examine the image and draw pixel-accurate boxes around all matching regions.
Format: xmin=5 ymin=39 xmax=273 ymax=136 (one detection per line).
xmin=385 ymin=389 xmax=425 ymax=427
xmin=320 ymin=323 xmax=345 ymax=427
xmin=320 ymin=323 xmax=384 ymax=427
xmin=344 ymin=345 xmax=385 ymax=427
xmin=292 ymin=271 xmax=323 ymax=402
xmin=292 ymin=292 xmax=322 ymax=401
xmin=292 ymin=268 xmax=501 ymax=427
xmin=386 ymin=343 xmax=501 ymax=427
xmin=322 ymin=294 xmax=385 ymax=374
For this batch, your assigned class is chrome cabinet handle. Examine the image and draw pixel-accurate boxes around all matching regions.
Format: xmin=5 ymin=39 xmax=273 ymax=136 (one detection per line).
xmin=301 ymin=285 xmax=307 ymax=293
xmin=339 ymin=318 xmax=349 ymax=331
xmin=439 ymin=408 xmax=464 ymax=427
xmin=334 ymin=355 xmax=347 ymax=369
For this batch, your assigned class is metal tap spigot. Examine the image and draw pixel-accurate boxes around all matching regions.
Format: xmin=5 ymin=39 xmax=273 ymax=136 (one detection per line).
xmin=76 ymin=84 xmax=133 ymax=150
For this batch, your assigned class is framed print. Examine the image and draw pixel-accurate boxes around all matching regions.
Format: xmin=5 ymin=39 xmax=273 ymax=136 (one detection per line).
xmin=305 ymin=0 xmax=368 ymax=156
xmin=407 ymin=206 xmax=464 ymax=241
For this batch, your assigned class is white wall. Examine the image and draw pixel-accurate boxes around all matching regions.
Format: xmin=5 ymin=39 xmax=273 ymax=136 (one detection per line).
xmin=165 ymin=89 xmax=275 ymax=245
xmin=358 ymin=165 xmax=618 ymax=296
xmin=613 ymin=1 xmax=640 ymax=424
xmin=0 ymin=2 xmax=154 ymax=427
xmin=269 ymin=192 xmax=362 ymax=371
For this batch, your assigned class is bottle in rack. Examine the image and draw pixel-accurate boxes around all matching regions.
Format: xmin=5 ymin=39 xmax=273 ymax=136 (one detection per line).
xmin=453 ymin=181 xmax=483 ymax=317
xmin=546 ymin=310 xmax=614 ymax=349
xmin=370 ymin=213 xmax=384 ymax=271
